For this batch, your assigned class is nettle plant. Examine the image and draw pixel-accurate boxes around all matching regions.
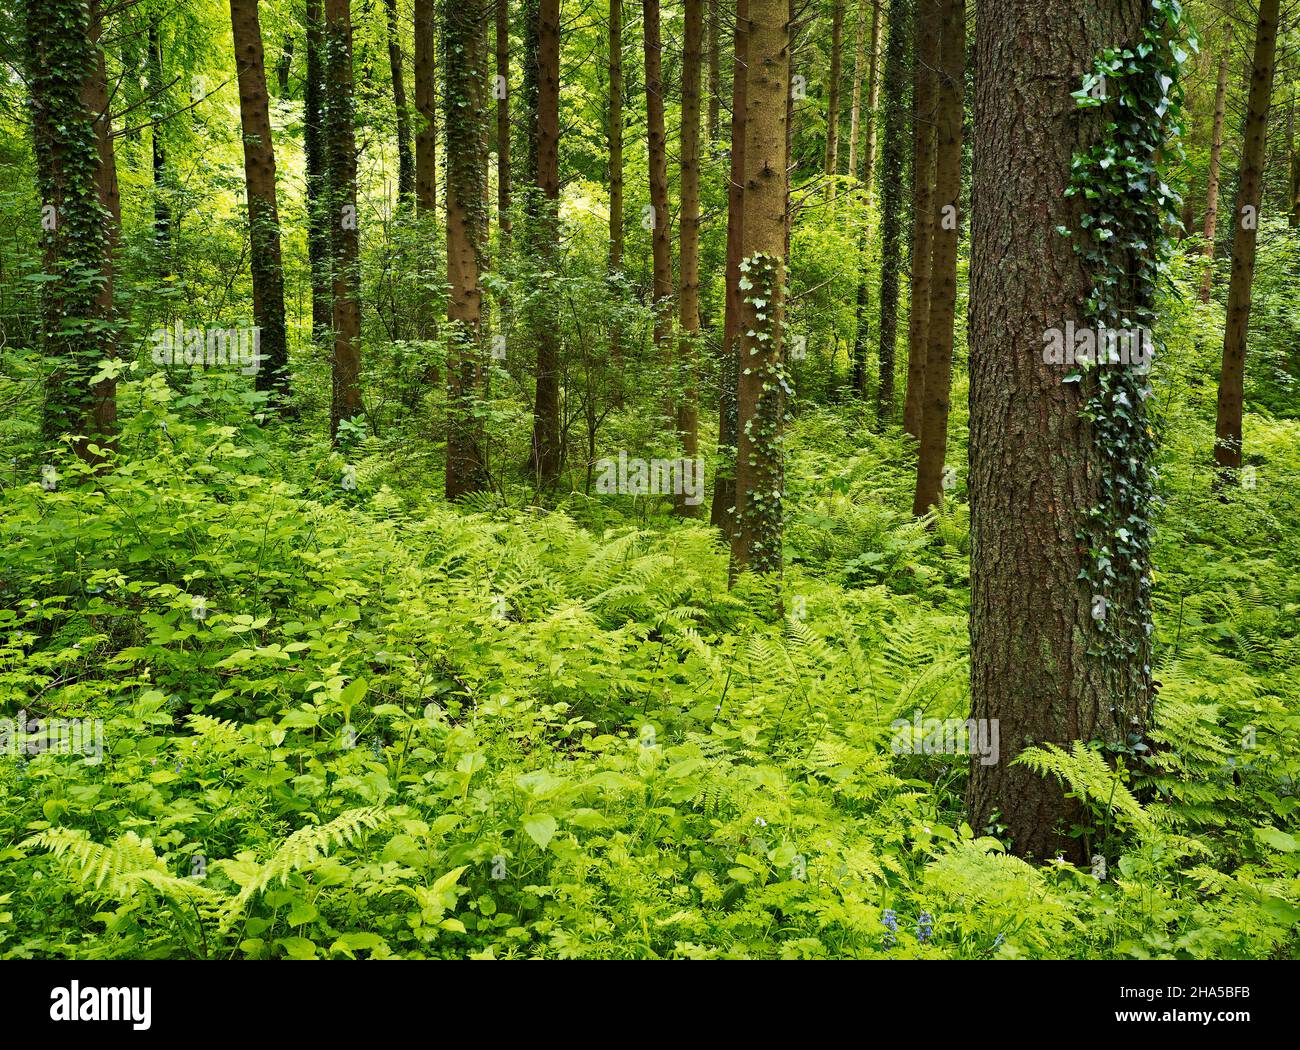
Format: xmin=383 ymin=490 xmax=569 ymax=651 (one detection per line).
xmin=1062 ymin=0 xmax=1195 ymax=693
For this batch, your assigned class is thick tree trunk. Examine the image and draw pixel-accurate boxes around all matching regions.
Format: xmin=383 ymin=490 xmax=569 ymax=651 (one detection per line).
xmin=643 ymin=0 xmax=674 ymax=366
xmin=825 ymin=0 xmax=843 ymax=176
xmin=968 ymin=0 xmax=1152 ymax=862
xmin=1199 ymin=48 xmax=1229 ymax=303
xmin=710 ymin=0 xmax=747 ymax=533
xmin=385 ymin=0 xmax=416 ymax=203
xmin=231 ymin=0 xmax=291 ymax=406
xmin=874 ymin=0 xmax=908 ymax=422
xmin=304 ymin=0 xmax=333 ymax=343
xmin=325 ymin=0 xmax=363 ymax=439
xmin=443 ymin=0 xmax=490 ymax=497
xmin=729 ymin=0 xmax=789 ymax=579
xmin=902 ymin=0 xmax=940 ymax=438
xmin=529 ymin=0 xmax=562 ymax=487
xmin=861 ymin=0 xmax=882 ymax=190
xmin=414 ymin=0 xmax=438 ymax=215
xmin=496 ymin=0 xmax=511 ymax=233
xmin=911 ymin=0 xmax=962 ymax=515
xmin=26 ymin=0 xmax=117 ymax=459
xmin=675 ymin=0 xmax=704 ymax=516
xmin=1215 ymin=0 xmax=1279 ymax=477
xmin=847 ymin=0 xmax=864 ymax=177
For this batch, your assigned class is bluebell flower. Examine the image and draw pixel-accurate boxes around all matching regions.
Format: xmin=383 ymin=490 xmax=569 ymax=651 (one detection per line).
xmin=916 ymin=911 xmax=934 ymax=944
xmin=881 ymin=908 xmax=898 ymax=948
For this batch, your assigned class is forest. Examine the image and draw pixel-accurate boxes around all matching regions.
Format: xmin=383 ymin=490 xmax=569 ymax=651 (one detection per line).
xmin=0 ymin=0 xmax=1296 ymax=969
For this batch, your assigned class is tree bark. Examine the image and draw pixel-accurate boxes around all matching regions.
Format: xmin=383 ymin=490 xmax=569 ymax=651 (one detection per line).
xmin=414 ymin=0 xmax=438 ymax=215
xmin=825 ymin=0 xmax=844 ymax=176
xmin=861 ymin=0 xmax=882 ymax=190
xmin=304 ymin=0 xmax=333 ymax=344
xmin=385 ymin=0 xmax=416 ymax=203
xmin=874 ymin=0 xmax=908 ymax=422
xmin=325 ymin=0 xmax=363 ymax=439
xmin=1215 ymin=0 xmax=1279 ymax=477
xmin=710 ymin=0 xmax=748 ymax=533
xmin=643 ymin=0 xmax=675 ymax=367
xmin=1199 ymin=47 xmax=1229 ymax=303
xmin=847 ymin=0 xmax=865 ymax=177
xmin=968 ymin=0 xmax=1152 ymax=862
xmin=902 ymin=0 xmax=940 ymax=438
xmin=676 ymin=0 xmax=704 ymax=516
xmin=147 ymin=22 xmax=171 ymax=275
xmin=707 ymin=0 xmax=721 ymax=140
xmin=729 ymin=0 xmax=789 ymax=579
xmin=496 ymin=0 xmax=512 ymax=233
xmin=911 ymin=0 xmax=962 ymax=515
xmin=231 ymin=0 xmax=291 ymax=406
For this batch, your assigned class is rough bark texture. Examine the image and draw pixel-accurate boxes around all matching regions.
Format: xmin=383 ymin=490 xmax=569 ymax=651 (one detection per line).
xmin=1199 ymin=48 xmax=1229 ymax=303
xmin=847 ymin=0 xmax=865 ymax=177
xmin=529 ymin=0 xmax=562 ymax=487
xmin=911 ymin=0 xmax=962 ymax=515
xmin=730 ymin=0 xmax=789 ymax=579
xmin=874 ymin=0 xmax=908 ymax=422
xmin=968 ymin=0 xmax=1151 ymax=862
xmin=609 ymin=0 xmax=624 ymax=274
xmin=443 ymin=0 xmax=490 ymax=497
xmin=496 ymin=0 xmax=511 ymax=233
xmin=861 ymin=0 xmax=882 ymax=189
xmin=414 ymin=0 xmax=438 ymax=215
xmin=710 ymin=0 xmax=748 ymax=533
xmin=26 ymin=0 xmax=117 ymax=458
xmin=643 ymin=0 xmax=675 ymax=362
xmin=231 ymin=0 xmax=291 ymax=405
xmin=385 ymin=0 xmax=416 ymax=202
xmin=304 ymin=0 xmax=333 ymax=343
xmin=707 ymin=0 xmax=721 ymax=140
xmin=902 ymin=0 xmax=940 ymax=438
xmin=1215 ymin=0 xmax=1279 ymax=476
xmin=148 ymin=22 xmax=171 ymax=273
xmin=325 ymin=0 xmax=363 ymax=439
xmin=674 ymin=0 xmax=704 ymax=516
xmin=825 ymin=0 xmax=843 ymax=175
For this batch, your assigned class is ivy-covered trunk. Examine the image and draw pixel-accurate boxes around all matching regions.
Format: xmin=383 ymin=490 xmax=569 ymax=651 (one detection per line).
xmin=528 ymin=0 xmax=562 ymax=488
xmin=709 ymin=0 xmax=747 ymax=534
xmin=496 ymin=0 xmax=511 ymax=235
xmin=231 ymin=0 xmax=291 ymax=407
xmin=730 ymin=0 xmax=790 ymax=579
xmin=968 ymin=0 xmax=1181 ymax=861
xmin=325 ymin=0 xmax=362 ymax=440
xmin=384 ymin=0 xmax=415 ymax=203
xmin=902 ymin=0 xmax=939 ymax=440
xmin=25 ymin=0 xmax=117 ymax=460
xmin=443 ymin=0 xmax=490 ymax=498
xmin=911 ymin=0 xmax=963 ymax=516
xmin=675 ymin=0 xmax=703 ymax=518
xmin=1215 ymin=0 xmax=1279 ymax=479
xmin=873 ymin=0 xmax=907 ymax=423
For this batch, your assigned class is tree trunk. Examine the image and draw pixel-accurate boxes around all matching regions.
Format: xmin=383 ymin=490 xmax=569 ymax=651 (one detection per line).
xmin=729 ymin=0 xmax=789 ymax=579
xmin=710 ymin=0 xmax=747 ymax=533
xmin=707 ymin=0 xmax=721 ymax=140
xmin=968 ymin=0 xmax=1153 ymax=862
xmin=231 ymin=0 xmax=291 ymax=407
xmin=609 ymin=0 xmax=624 ymax=275
xmin=414 ymin=0 xmax=438 ymax=215
xmin=529 ymin=0 xmax=562 ymax=487
xmin=276 ymin=35 xmax=295 ymax=95
xmin=496 ymin=0 xmax=511 ymax=233
xmin=443 ymin=0 xmax=490 ymax=497
xmin=1215 ymin=0 xmax=1279 ymax=477
xmin=902 ymin=0 xmax=940 ymax=438
xmin=1199 ymin=47 xmax=1229 ymax=303
xmin=148 ymin=22 xmax=171 ymax=275
xmin=325 ymin=0 xmax=363 ymax=439
xmin=643 ymin=0 xmax=674 ymax=368
xmin=675 ymin=0 xmax=704 ymax=516
xmin=861 ymin=0 xmax=882 ymax=190
xmin=385 ymin=0 xmax=416 ymax=203
xmin=874 ymin=0 xmax=908 ymax=422
xmin=911 ymin=0 xmax=962 ymax=515
xmin=305 ymin=0 xmax=333 ymax=344
xmin=825 ymin=0 xmax=843 ymax=176
xmin=847 ymin=0 xmax=865 ymax=177
xmin=26 ymin=0 xmax=117 ymax=460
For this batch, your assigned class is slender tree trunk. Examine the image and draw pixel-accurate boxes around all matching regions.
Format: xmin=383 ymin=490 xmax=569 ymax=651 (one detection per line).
xmin=911 ymin=0 xmax=962 ymax=515
xmin=325 ymin=0 xmax=363 ymax=439
xmin=1215 ymin=0 xmax=1279 ymax=477
xmin=496 ymin=0 xmax=512 ymax=233
xmin=1289 ymin=89 xmax=1300 ymax=228
xmin=644 ymin=0 xmax=674 ymax=372
xmin=385 ymin=0 xmax=416 ymax=202
xmin=443 ymin=0 xmax=490 ymax=497
xmin=608 ymin=0 xmax=625 ymax=372
xmin=675 ymin=0 xmax=704 ymax=516
xmin=730 ymin=0 xmax=789 ymax=579
xmin=710 ymin=0 xmax=747 ymax=532
xmin=1199 ymin=49 xmax=1230 ymax=302
xmin=414 ymin=0 xmax=438 ymax=214
xmin=148 ymin=22 xmax=171 ymax=274
xmin=968 ymin=0 xmax=1154 ymax=862
xmin=902 ymin=0 xmax=940 ymax=438
xmin=231 ymin=0 xmax=291 ymax=406
xmin=276 ymin=35 xmax=295 ymax=95
xmin=861 ymin=0 xmax=882 ymax=190
xmin=825 ymin=0 xmax=844 ymax=176
xmin=874 ymin=0 xmax=907 ymax=422
xmin=305 ymin=0 xmax=333 ymax=343
xmin=847 ymin=0 xmax=865 ymax=177
xmin=25 ymin=0 xmax=117 ymax=459
xmin=529 ymin=0 xmax=562 ymax=486
xmin=707 ymin=0 xmax=721 ymax=140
